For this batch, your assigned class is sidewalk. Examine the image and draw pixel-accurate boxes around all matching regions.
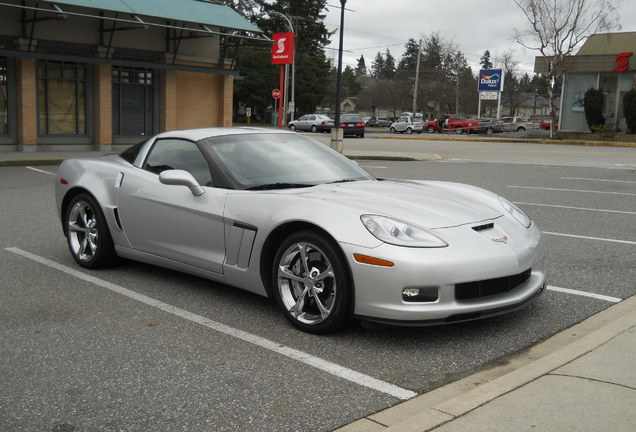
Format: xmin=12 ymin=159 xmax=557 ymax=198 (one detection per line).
xmin=337 ymin=294 xmax=636 ymax=432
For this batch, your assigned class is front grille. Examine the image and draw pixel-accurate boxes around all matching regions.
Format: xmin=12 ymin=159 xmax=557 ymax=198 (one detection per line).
xmin=456 ymin=269 xmax=531 ymax=301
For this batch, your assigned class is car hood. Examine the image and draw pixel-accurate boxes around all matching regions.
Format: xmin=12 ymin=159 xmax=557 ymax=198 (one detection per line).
xmin=299 ymin=179 xmax=502 ymax=229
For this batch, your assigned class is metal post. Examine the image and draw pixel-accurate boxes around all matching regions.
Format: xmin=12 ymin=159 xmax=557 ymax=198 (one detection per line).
xmin=330 ymin=0 xmax=347 ymax=153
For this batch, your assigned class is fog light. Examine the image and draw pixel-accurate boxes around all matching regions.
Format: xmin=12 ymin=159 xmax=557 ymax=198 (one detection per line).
xmin=402 ymin=287 xmax=438 ymax=302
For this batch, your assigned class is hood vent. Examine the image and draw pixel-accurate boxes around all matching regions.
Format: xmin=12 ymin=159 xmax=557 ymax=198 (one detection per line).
xmin=472 ymin=222 xmax=494 ymax=232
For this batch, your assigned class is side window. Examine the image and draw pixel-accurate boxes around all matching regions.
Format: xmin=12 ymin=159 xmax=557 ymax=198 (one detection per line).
xmin=143 ymin=138 xmax=213 ymax=186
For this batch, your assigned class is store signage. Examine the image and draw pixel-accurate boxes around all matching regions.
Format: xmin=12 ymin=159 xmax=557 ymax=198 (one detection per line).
xmin=480 ymin=91 xmax=498 ymax=100
xmin=478 ymin=69 xmax=504 ymax=92
xmin=271 ymin=32 xmax=295 ymax=65
xmin=613 ymin=52 xmax=632 ymax=72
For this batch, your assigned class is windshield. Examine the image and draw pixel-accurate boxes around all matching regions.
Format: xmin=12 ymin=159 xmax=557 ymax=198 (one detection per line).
xmin=201 ymin=132 xmax=375 ymax=189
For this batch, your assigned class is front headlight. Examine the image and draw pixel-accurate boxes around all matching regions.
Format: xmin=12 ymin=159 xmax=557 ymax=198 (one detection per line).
xmin=499 ymin=196 xmax=532 ymax=228
xmin=361 ymin=215 xmax=448 ymax=248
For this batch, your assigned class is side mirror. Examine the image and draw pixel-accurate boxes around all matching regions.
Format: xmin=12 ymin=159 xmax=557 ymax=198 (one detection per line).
xmin=159 ymin=170 xmax=205 ymax=196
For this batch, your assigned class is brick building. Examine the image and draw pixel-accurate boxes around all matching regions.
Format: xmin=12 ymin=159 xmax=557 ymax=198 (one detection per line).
xmin=0 ymin=0 xmax=264 ymax=152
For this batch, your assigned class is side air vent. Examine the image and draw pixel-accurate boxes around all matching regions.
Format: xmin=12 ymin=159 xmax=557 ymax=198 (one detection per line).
xmin=472 ymin=222 xmax=494 ymax=232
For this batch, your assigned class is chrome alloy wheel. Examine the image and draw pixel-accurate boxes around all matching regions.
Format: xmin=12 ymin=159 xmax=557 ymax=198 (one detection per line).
xmin=67 ymin=200 xmax=100 ymax=262
xmin=277 ymin=241 xmax=337 ymax=326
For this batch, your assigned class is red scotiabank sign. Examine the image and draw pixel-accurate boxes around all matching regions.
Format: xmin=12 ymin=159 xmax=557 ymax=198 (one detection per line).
xmin=272 ymin=32 xmax=295 ymax=65
xmin=613 ymin=52 xmax=632 ymax=72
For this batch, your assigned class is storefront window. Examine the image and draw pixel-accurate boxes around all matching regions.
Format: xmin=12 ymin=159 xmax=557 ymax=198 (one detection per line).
xmin=112 ymin=66 xmax=154 ymax=136
xmin=38 ymin=60 xmax=87 ymax=135
xmin=0 ymin=58 xmax=8 ymax=135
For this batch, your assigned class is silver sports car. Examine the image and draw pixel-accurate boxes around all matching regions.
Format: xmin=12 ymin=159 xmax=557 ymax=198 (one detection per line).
xmin=55 ymin=128 xmax=546 ymax=333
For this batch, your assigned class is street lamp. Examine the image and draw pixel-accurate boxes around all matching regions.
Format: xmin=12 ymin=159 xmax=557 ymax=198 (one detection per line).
xmin=331 ymin=0 xmax=347 ymax=153
xmin=268 ymin=11 xmax=295 ymax=122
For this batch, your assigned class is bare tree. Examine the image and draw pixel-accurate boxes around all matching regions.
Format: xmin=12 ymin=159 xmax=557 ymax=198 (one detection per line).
xmin=512 ymin=0 xmax=622 ymax=137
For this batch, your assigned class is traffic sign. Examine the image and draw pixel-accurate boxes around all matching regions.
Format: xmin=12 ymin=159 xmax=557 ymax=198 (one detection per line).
xmin=272 ymin=89 xmax=281 ymax=99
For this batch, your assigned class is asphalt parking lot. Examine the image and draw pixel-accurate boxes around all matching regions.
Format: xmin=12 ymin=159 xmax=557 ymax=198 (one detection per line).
xmin=1 ymin=140 xmax=634 ymax=431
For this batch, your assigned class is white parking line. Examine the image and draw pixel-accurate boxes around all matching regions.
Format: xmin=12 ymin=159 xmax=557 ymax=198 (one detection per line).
xmin=26 ymin=166 xmax=56 ymax=176
xmin=515 ymin=202 xmax=636 ymax=216
xmin=544 ymin=231 xmax=636 ymax=245
xmin=547 ymin=285 xmax=622 ymax=303
xmin=509 ymin=185 xmax=636 ymax=196
xmin=561 ymin=177 xmax=636 ymax=184
xmin=5 ymin=247 xmax=417 ymax=401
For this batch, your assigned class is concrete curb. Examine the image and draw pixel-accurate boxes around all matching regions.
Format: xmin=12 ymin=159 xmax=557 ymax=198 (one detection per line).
xmin=381 ymin=134 xmax=636 ymax=148
xmin=336 ymin=294 xmax=636 ymax=432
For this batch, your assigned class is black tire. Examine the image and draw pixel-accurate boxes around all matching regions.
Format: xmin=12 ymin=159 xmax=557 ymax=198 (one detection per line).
xmin=311 ymin=125 xmax=317 ymax=133
xmin=427 ymin=126 xmax=436 ymax=133
xmin=487 ymin=127 xmax=493 ymax=134
xmin=272 ymin=230 xmax=351 ymax=334
xmin=289 ymin=124 xmax=296 ymax=131
xmin=455 ymin=127 xmax=464 ymax=134
xmin=517 ymin=127 xmax=526 ymax=132
xmin=65 ymin=193 xmax=116 ymax=269
xmin=390 ymin=127 xmax=396 ymax=134
xmin=406 ymin=127 xmax=413 ymax=134
xmin=359 ymin=132 xmax=364 ymax=138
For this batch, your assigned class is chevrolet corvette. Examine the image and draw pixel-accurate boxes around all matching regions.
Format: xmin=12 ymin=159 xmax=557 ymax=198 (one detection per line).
xmin=55 ymin=128 xmax=546 ymax=333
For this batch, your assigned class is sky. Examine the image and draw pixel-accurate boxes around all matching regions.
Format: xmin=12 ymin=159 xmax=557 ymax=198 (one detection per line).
xmin=323 ymin=0 xmax=636 ymax=76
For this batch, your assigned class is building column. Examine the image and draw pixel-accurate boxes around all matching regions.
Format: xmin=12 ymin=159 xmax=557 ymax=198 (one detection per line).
xmin=161 ymin=69 xmax=177 ymax=131
xmin=94 ymin=63 xmax=112 ymax=151
xmin=219 ymin=73 xmax=234 ymax=127
xmin=16 ymin=57 xmax=37 ymax=151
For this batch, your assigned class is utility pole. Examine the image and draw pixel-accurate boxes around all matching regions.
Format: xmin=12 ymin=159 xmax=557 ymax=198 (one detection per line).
xmin=412 ymin=39 xmax=421 ymax=115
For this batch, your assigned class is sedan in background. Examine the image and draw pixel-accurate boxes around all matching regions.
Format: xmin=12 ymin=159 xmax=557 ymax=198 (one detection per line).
xmin=366 ymin=117 xmax=393 ymax=127
xmin=477 ymin=118 xmax=504 ymax=134
xmin=339 ymin=114 xmax=365 ymax=137
xmin=288 ymin=114 xmax=333 ymax=133
xmin=55 ymin=128 xmax=546 ymax=334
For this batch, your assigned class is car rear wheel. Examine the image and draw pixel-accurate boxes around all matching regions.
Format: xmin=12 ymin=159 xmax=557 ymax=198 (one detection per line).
xmin=427 ymin=125 xmax=436 ymax=133
xmin=66 ymin=193 xmax=116 ymax=269
xmin=517 ymin=127 xmax=526 ymax=132
xmin=273 ymin=230 xmax=351 ymax=334
xmin=406 ymin=127 xmax=413 ymax=134
xmin=455 ymin=127 xmax=464 ymax=134
xmin=487 ymin=127 xmax=494 ymax=134
xmin=311 ymin=125 xmax=317 ymax=133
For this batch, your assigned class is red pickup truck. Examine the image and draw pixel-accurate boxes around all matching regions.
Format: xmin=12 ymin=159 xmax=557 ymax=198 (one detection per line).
xmin=425 ymin=114 xmax=480 ymax=134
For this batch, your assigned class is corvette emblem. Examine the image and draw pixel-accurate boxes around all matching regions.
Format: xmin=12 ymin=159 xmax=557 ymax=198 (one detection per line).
xmin=492 ymin=235 xmax=509 ymax=244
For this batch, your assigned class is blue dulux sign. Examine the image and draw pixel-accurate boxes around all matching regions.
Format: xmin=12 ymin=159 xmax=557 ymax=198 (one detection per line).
xmin=478 ymin=69 xmax=504 ymax=92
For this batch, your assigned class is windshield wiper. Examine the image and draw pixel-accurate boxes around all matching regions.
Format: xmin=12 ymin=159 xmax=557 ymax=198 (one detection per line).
xmin=245 ymin=183 xmax=314 ymax=191
xmin=328 ymin=179 xmax=357 ymax=184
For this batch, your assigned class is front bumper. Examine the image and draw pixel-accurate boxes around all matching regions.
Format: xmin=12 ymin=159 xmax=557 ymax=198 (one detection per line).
xmin=342 ymin=221 xmax=546 ymax=324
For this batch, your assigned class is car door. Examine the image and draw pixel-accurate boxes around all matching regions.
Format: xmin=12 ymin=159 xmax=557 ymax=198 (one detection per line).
xmin=117 ymin=138 xmax=227 ymax=274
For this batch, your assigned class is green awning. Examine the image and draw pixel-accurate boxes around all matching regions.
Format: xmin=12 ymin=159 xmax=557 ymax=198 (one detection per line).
xmin=5 ymin=0 xmax=265 ymax=39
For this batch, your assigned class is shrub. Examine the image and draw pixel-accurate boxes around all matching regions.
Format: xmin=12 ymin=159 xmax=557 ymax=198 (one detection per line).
xmin=584 ymin=87 xmax=605 ymax=132
xmin=624 ymin=89 xmax=636 ymax=134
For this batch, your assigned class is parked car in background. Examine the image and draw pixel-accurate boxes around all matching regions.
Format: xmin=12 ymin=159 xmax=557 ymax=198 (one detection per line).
xmin=288 ymin=114 xmax=333 ymax=133
xmin=339 ymin=114 xmax=366 ymax=137
xmin=477 ymin=118 xmax=504 ymax=134
xmin=390 ymin=116 xmax=423 ymax=134
xmin=366 ymin=117 xmax=393 ymax=127
xmin=424 ymin=114 xmax=480 ymax=134
xmin=500 ymin=116 xmax=534 ymax=132
xmin=529 ymin=115 xmax=559 ymax=130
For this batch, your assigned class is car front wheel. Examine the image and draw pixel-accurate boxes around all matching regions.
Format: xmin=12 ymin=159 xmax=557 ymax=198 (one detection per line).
xmin=390 ymin=127 xmax=396 ymax=134
xmin=427 ymin=126 xmax=436 ymax=133
xmin=311 ymin=125 xmax=317 ymax=133
xmin=406 ymin=127 xmax=413 ymax=134
xmin=273 ymin=230 xmax=351 ymax=334
xmin=455 ymin=127 xmax=464 ymax=134
xmin=289 ymin=124 xmax=296 ymax=131
xmin=66 ymin=193 xmax=116 ymax=269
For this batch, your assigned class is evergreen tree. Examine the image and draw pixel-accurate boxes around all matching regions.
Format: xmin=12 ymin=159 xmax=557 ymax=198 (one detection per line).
xmin=624 ymin=89 xmax=636 ymax=133
xmin=342 ymin=65 xmax=362 ymax=98
xmin=480 ymin=50 xmax=493 ymax=69
xmin=355 ymin=55 xmax=367 ymax=77
xmin=584 ymin=87 xmax=605 ymax=132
